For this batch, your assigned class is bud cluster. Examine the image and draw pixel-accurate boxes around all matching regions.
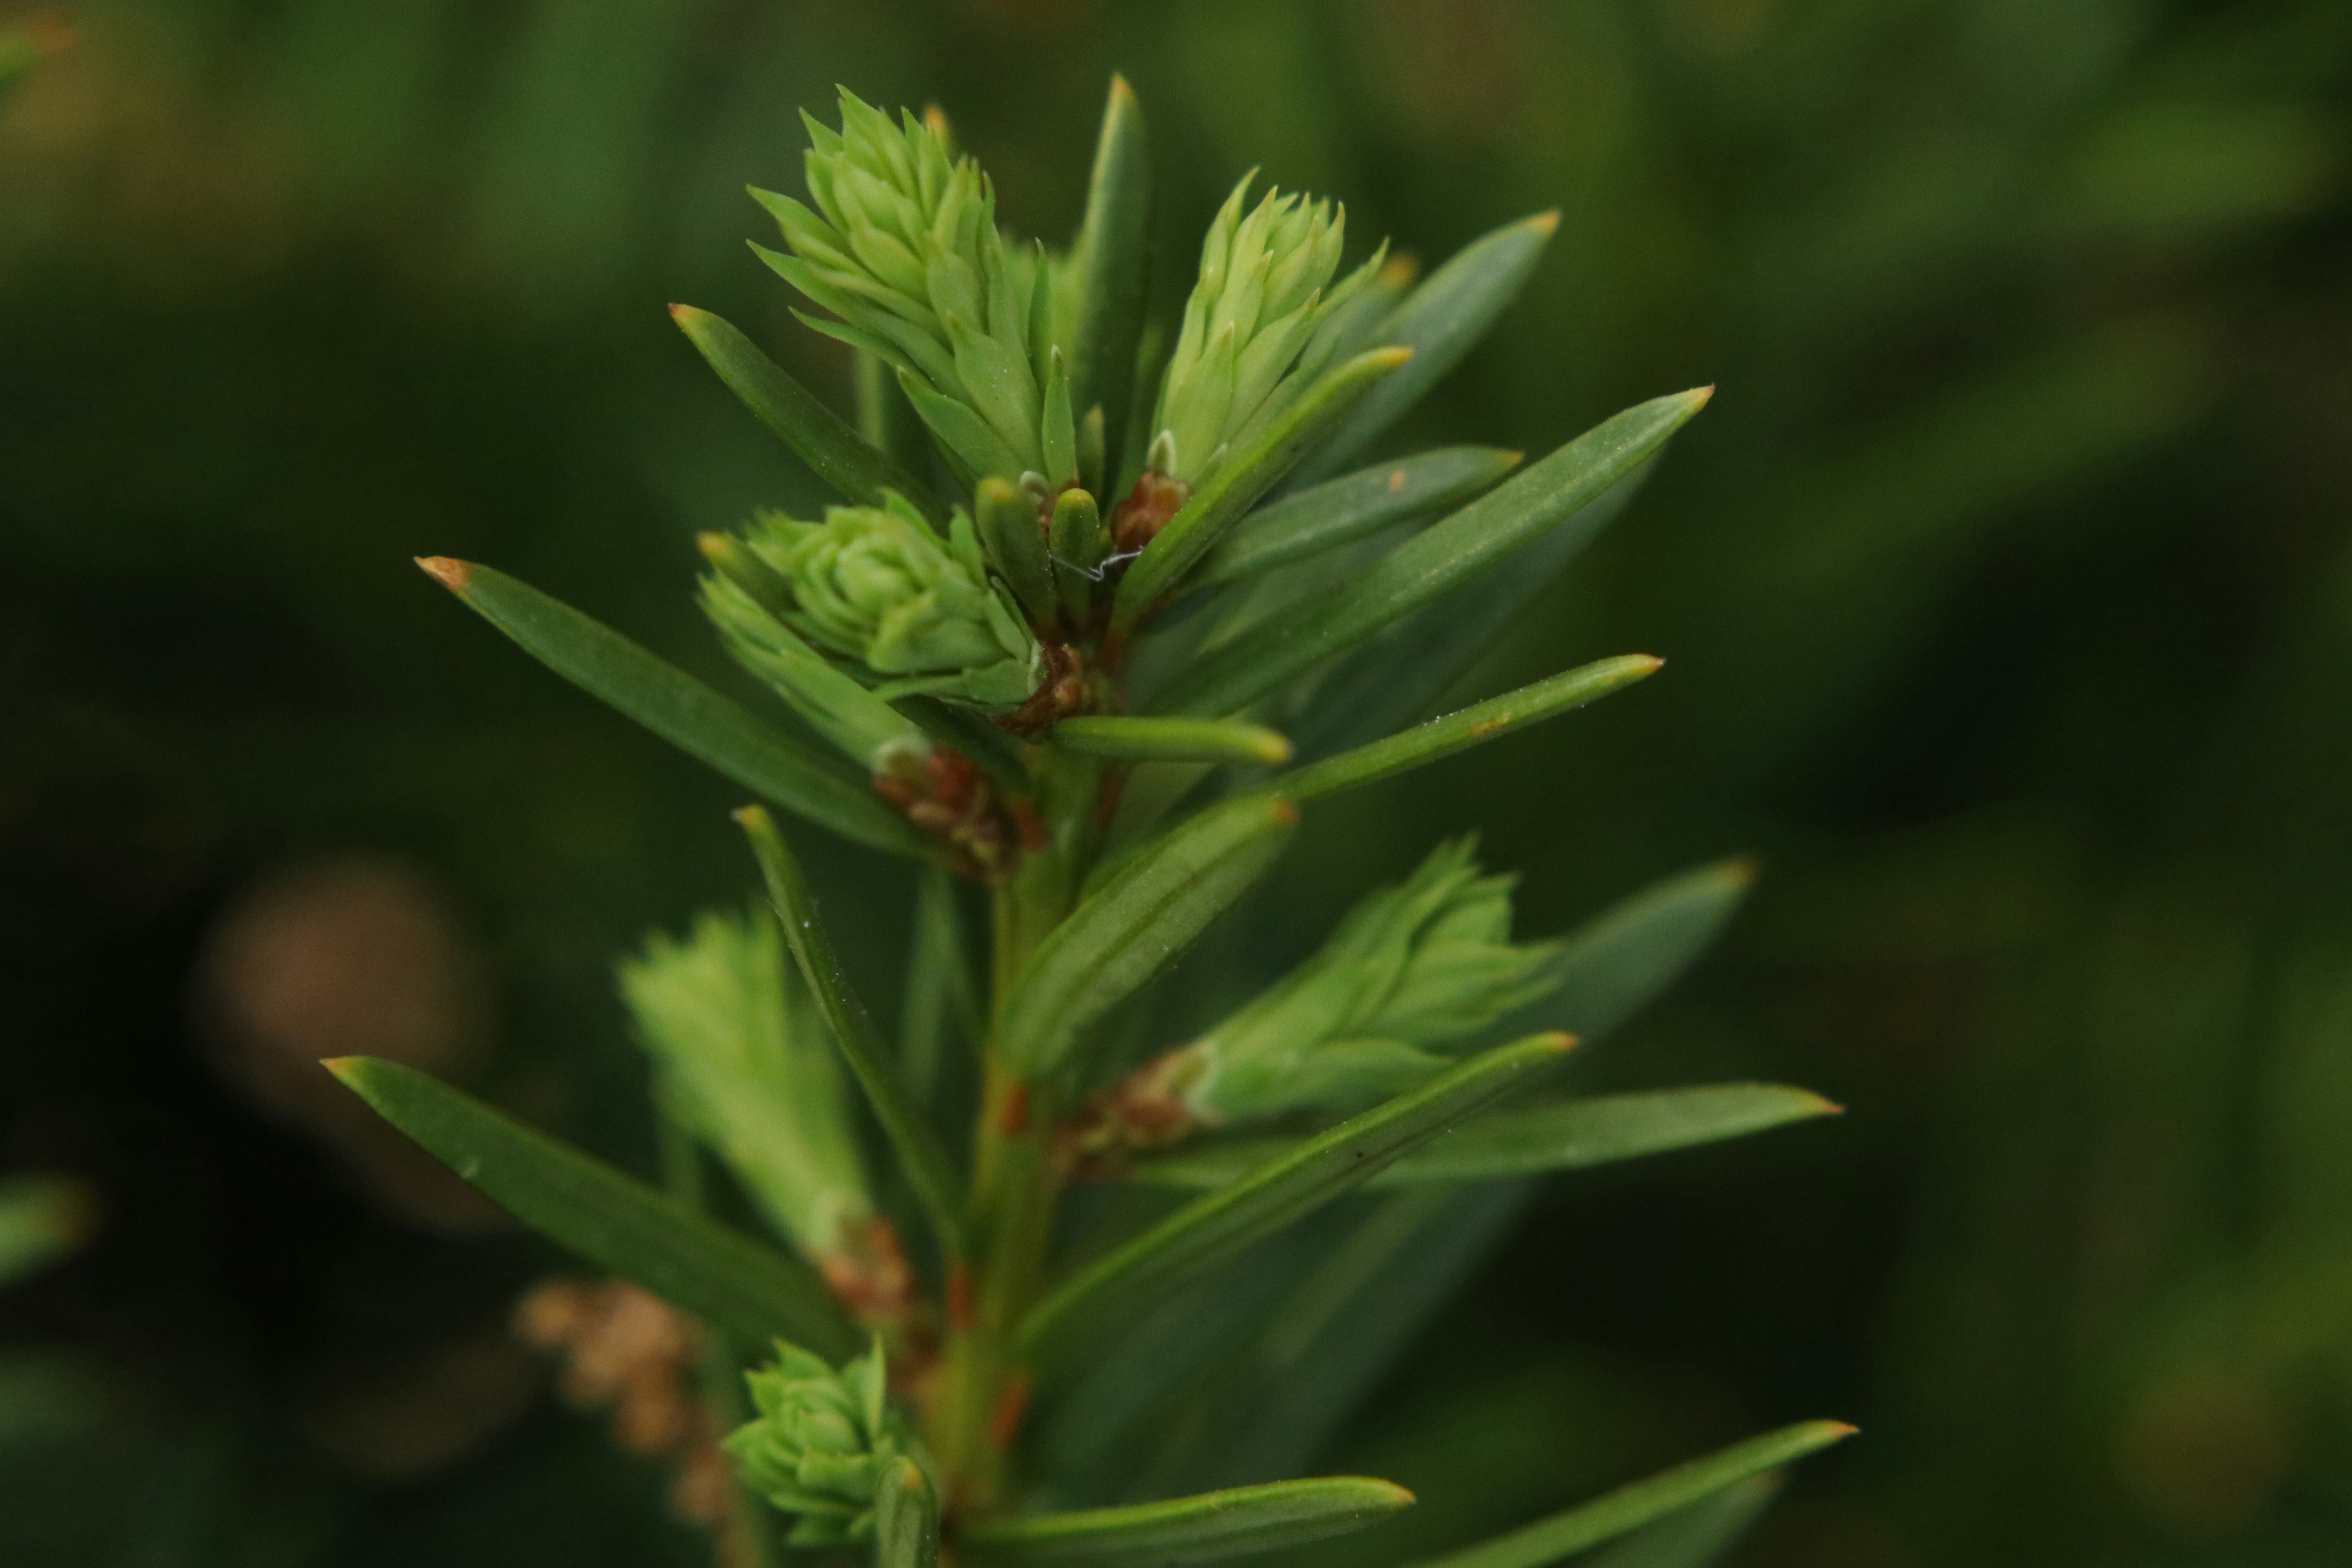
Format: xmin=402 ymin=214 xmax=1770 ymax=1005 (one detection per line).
xmin=756 ymin=89 xmax=1078 ymax=488
xmin=1146 ymin=174 xmax=1387 ymax=490
xmin=620 ymin=909 xmax=921 ymax=1321
xmin=724 ymin=1341 xmax=909 ymax=1546
xmin=1072 ymin=840 xmax=1560 ymax=1162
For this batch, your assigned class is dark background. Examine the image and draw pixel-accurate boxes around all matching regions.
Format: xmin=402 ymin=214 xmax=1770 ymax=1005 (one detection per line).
xmin=5 ymin=1 xmax=2350 ymax=1563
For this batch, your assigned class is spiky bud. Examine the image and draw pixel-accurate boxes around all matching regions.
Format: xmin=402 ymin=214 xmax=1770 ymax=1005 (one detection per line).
xmin=703 ymin=491 xmax=1041 ymax=713
xmin=724 ymin=1341 xmax=907 ymax=1545
xmin=754 ymin=87 xmax=1077 ymax=488
xmin=619 ymin=910 xmax=907 ymax=1306
xmin=1076 ymin=840 xmax=1557 ymax=1155
xmin=1147 ymin=173 xmax=1388 ymax=489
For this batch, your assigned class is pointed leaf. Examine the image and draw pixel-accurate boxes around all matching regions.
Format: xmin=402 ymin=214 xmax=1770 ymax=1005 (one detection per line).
xmin=738 ymin=808 xmax=966 ymax=1261
xmin=1193 ymin=447 xmax=1522 ymax=590
xmin=1514 ymin=859 xmax=1756 ymax=1045
xmin=1282 ymin=655 xmax=1661 ymax=802
xmin=1283 ymin=472 xmax=1645 ymax=762
xmin=978 ymin=476 xmax=1062 ymax=629
xmin=670 ymin=305 xmax=940 ymax=520
xmin=962 ymin=1477 xmax=1414 ymax=1566
xmin=1112 ymin=348 xmax=1415 ymax=630
xmin=323 ymin=1057 xmax=859 ymax=1359
xmin=1130 ymin=1084 xmax=1841 ymax=1190
xmin=999 ymin=795 xmax=1299 ymax=1079
xmin=416 ymin=560 xmax=923 ymax=858
xmin=1290 ymin=212 xmax=1558 ymax=486
xmin=1054 ymin=717 xmax=1291 ymax=767
xmin=1158 ymin=390 xmax=1709 ymax=716
xmin=1068 ymin=75 xmax=1154 ymax=490
xmin=1401 ymin=1423 xmax=1855 ymax=1568
xmin=900 ymin=863 xmax=981 ymax=1103
xmin=1020 ymin=1034 xmax=1570 ymax=1359
xmin=1584 ymin=1477 xmax=1779 ymax=1568
xmin=877 ymin=1456 xmax=942 ymax=1568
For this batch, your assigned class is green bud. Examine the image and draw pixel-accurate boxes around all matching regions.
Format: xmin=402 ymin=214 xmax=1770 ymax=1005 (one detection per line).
xmin=619 ymin=909 xmax=873 ymax=1266
xmin=1149 ymin=173 xmax=1388 ymax=488
xmin=724 ymin=1339 xmax=909 ymax=1545
xmin=1176 ymin=838 xmax=1559 ymax=1123
xmin=755 ymin=88 xmax=1078 ymax=488
xmin=705 ymin=491 xmax=1042 ymax=713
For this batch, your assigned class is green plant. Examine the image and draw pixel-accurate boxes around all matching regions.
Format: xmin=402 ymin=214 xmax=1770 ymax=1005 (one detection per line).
xmin=345 ymin=78 xmax=1850 ymax=1568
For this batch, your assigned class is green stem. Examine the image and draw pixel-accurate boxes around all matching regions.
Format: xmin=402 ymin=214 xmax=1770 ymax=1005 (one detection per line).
xmin=928 ymin=781 xmax=1090 ymax=1519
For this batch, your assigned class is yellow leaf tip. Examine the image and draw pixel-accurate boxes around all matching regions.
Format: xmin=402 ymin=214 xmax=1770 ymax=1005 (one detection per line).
xmin=1688 ymin=384 xmax=1717 ymax=408
xmin=1722 ymin=854 xmax=1760 ymax=886
xmin=415 ymin=556 xmax=470 ymax=592
xmin=1524 ymin=209 xmax=1562 ymax=235
xmin=319 ymin=1056 xmax=361 ymax=1081
xmin=1109 ymin=73 xmax=1138 ymax=103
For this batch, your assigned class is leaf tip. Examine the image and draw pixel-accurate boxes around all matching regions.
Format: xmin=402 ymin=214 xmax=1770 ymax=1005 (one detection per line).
xmin=1720 ymin=854 xmax=1761 ymax=887
xmin=1108 ymin=72 xmax=1138 ymax=107
xmin=1539 ymin=1030 xmax=1577 ymax=1056
xmin=1802 ymin=1092 xmax=1848 ymax=1117
xmin=695 ymin=530 xmax=730 ymax=566
xmin=414 ymin=556 xmax=471 ymax=593
xmin=319 ymin=1056 xmax=363 ymax=1085
xmin=1270 ymin=797 xmax=1302 ymax=827
xmin=1686 ymin=384 xmax=1717 ymax=410
xmin=1254 ymin=731 xmax=1294 ymax=766
xmin=1364 ymin=345 xmax=1415 ymax=371
xmin=1523 ymin=209 xmax=1562 ymax=237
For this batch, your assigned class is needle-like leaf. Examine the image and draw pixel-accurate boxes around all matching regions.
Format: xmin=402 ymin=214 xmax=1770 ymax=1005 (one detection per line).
xmin=324 ymin=1057 xmax=858 ymax=1360
xmin=1069 ymin=76 xmax=1153 ymax=490
xmin=1282 ymin=471 xmax=1645 ymax=762
xmin=1583 ymin=1476 xmax=1779 ymax=1568
xmin=1158 ymin=389 xmax=1709 ymax=715
xmin=737 ymin=807 xmax=966 ymax=1261
xmin=1281 ymin=655 xmax=1662 ymax=802
xmin=1289 ymin=212 xmax=1559 ymax=486
xmin=1020 ymin=1033 xmax=1570 ymax=1359
xmin=671 ymin=305 xmax=941 ymax=520
xmin=1129 ymin=1084 xmax=1841 ymax=1190
xmin=900 ymin=863 xmax=980 ymax=1103
xmin=416 ymin=559 xmax=924 ymax=858
xmin=1399 ymin=1423 xmax=1855 ymax=1568
xmin=998 ymin=794 xmax=1299 ymax=1078
xmin=1112 ymin=348 xmax=1414 ymax=629
xmin=1192 ymin=446 xmax=1522 ymax=590
xmin=1054 ymin=717 xmax=1292 ymax=767
xmin=877 ymin=1456 xmax=942 ymax=1568
xmin=962 ymin=1476 xmax=1414 ymax=1566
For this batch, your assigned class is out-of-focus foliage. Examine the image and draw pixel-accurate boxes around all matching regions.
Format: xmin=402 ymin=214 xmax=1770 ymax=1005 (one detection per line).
xmin=2 ymin=2 xmax=2348 ymax=1566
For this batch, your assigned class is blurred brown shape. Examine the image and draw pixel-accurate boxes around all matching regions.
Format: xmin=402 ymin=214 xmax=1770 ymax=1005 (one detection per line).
xmin=515 ymin=1276 xmax=755 ymax=1555
xmin=2115 ymin=1364 xmax=2294 ymax=1535
xmin=199 ymin=855 xmax=503 ymax=1230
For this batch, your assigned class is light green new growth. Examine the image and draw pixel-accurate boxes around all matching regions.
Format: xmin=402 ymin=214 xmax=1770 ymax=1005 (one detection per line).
xmin=757 ymin=89 xmax=1076 ymax=487
xmin=726 ymin=1339 xmax=907 ymax=1544
xmin=1150 ymin=174 xmax=1388 ymax=488
xmin=704 ymin=492 xmax=1041 ymax=710
xmin=1124 ymin=840 xmax=1561 ymax=1130
xmin=380 ymin=70 xmax=1850 ymax=1568
xmin=619 ymin=909 xmax=873 ymax=1265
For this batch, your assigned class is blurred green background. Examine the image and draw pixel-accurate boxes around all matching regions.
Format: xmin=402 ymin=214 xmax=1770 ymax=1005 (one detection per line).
xmin=4 ymin=0 xmax=2350 ymax=1563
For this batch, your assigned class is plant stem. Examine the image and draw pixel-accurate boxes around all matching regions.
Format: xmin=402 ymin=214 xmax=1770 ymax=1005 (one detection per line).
xmin=927 ymin=774 xmax=1089 ymax=1518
